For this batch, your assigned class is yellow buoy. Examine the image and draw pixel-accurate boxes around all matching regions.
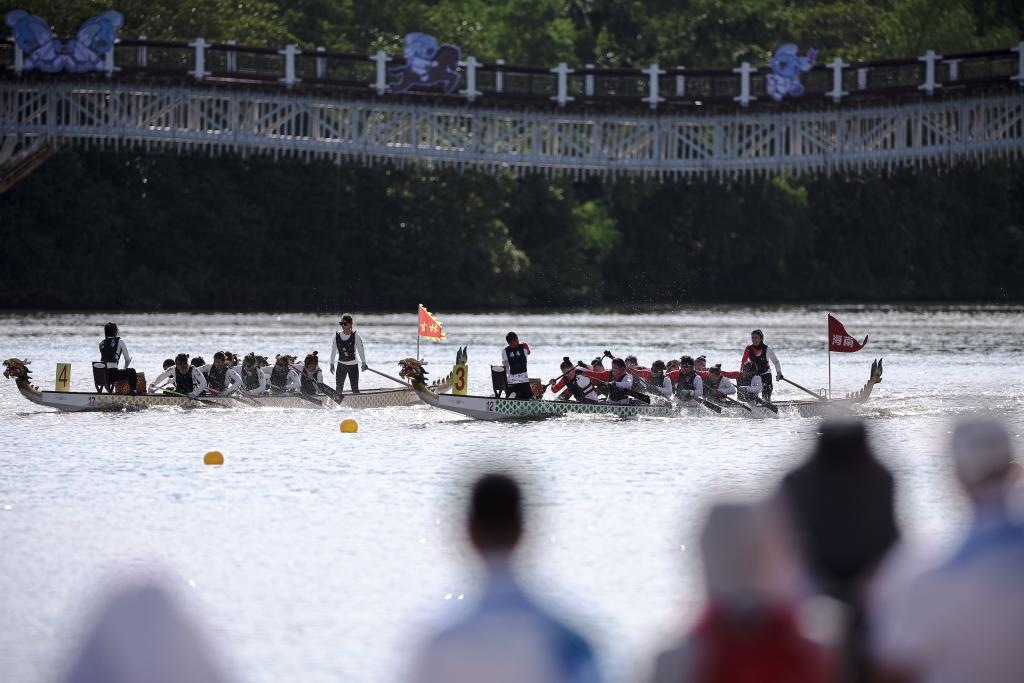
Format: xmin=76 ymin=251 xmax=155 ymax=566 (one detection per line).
xmin=340 ymin=419 xmax=358 ymax=433
xmin=203 ymin=450 xmax=224 ymax=465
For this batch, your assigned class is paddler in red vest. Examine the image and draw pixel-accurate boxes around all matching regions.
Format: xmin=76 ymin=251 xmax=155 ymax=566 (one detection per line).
xmin=736 ymin=360 xmax=764 ymax=401
xmin=742 ymin=329 xmax=783 ymax=401
xmin=501 ymin=332 xmax=533 ymax=400
xmin=549 ymin=357 xmax=599 ymax=403
xmin=583 ymin=357 xmax=636 ymax=405
xmin=703 ymin=364 xmax=737 ymax=401
xmin=693 ymin=355 xmax=708 ymax=379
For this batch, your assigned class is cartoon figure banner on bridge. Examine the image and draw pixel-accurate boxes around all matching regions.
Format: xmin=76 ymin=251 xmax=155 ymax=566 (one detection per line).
xmin=766 ymin=43 xmax=817 ymax=101
xmin=388 ymin=32 xmax=461 ymax=94
xmin=5 ymin=9 xmax=123 ymax=73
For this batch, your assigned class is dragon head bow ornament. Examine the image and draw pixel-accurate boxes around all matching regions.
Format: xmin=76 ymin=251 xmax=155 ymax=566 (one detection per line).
xmin=3 ymin=358 xmax=31 ymax=381
xmin=398 ymin=358 xmax=428 ymax=384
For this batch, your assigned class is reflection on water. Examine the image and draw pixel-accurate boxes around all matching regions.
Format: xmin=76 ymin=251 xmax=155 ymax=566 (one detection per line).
xmin=1 ymin=306 xmax=1023 ymax=683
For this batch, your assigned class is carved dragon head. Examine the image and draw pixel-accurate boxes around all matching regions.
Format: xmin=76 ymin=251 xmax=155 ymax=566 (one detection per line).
xmin=2 ymin=358 xmax=31 ymax=381
xmin=399 ymin=358 xmax=428 ymax=384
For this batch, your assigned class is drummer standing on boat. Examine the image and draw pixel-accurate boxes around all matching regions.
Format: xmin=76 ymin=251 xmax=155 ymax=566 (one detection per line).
xmin=99 ymin=322 xmax=138 ymax=395
xmin=330 ymin=314 xmax=368 ymax=395
xmin=501 ymin=332 xmax=533 ymax=400
xmin=741 ymin=329 xmax=783 ymax=402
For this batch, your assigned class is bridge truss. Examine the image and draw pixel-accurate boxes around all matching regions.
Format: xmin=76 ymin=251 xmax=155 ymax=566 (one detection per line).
xmin=1 ymin=81 xmax=1022 ymax=178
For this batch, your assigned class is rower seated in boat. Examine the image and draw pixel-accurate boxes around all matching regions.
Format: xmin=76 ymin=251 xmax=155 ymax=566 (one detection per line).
xmin=268 ymin=355 xmax=301 ymax=393
xmin=151 ymin=359 xmax=175 ymax=392
xmin=150 ymin=353 xmax=207 ymax=399
xmin=239 ymin=352 xmax=268 ymax=395
xmin=299 ymin=352 xmax=324 ymax=396
xmin=585 ymin=357 xmax=636 ymax=405
xmin=98 ymin=322 xmax=138 ymax=395
xmin=703 ymin=364 xmax=736 ymax=401
xmin=635 ymin=360 xmax=673 ymax=398
xmin=501 ymin=332 xmax=534 ymax=400
xmin=736 ymin=361 xmax=764 ymax=402
xmin=550 ymin=357 xmax=599 ymax=403
xmin=671 ymin=356 xmax=704 ymax=404
xmin=200 ymin=351 xmax=242 ymax=397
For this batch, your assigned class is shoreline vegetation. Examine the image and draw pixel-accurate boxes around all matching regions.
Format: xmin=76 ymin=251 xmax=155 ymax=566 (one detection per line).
xmin=2 ymin=1 xmax=1022 ymax=310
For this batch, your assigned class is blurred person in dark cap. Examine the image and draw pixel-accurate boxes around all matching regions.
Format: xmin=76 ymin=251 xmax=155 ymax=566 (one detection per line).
xmin=410 ymin=473 xmax=599 ymax=683
xmin=59 ymin=578 xmax=230 ymax=683
xmin=649 ymin=501 xmax=833 ymax=683
xmin=778 ymin=419 xmax=898 ymax=682
xmin=873 ymin=418 xmax=1024 ymax=683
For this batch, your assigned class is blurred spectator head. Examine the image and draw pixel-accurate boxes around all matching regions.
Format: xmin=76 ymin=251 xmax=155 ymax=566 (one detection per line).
xmin=951 ymin=418 xmax=1019 ymax=500
xmin=700 ymin=501 xmax=799 ymax=615
xmin=61 ymin=578 xmax=229 ymax=683
xmin=468 ymin=473 xmax=523 ymax=555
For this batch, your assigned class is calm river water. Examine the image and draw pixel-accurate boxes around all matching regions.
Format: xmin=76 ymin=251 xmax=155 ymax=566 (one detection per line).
xmin=2 ymin=306 xmax=1023 ymax=683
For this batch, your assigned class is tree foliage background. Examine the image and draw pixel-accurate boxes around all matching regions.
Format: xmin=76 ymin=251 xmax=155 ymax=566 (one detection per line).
xmin=1 ymin=0 xmax=1022 ymax=310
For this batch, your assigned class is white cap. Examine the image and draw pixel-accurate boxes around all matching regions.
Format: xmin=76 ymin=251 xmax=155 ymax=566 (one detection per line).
xmin=952 ymin=418 xmax=1014 ymax=488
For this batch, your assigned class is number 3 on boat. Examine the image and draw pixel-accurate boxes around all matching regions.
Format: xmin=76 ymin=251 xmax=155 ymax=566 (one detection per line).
xmin=452 ymin=347 xmax=468 ymax=396
xmin=55 ymin=363 xmax=71 ymax=392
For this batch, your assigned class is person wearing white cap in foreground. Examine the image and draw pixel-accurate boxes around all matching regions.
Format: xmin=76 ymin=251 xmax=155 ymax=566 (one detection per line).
xmin=872 ymin=418 xmax=1024 ymax=683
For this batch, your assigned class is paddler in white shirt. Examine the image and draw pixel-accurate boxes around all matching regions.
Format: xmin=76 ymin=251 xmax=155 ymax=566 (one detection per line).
xmin=671 ymin=355 xmax=704 ymax=403
xmin=149 ymin=353 xmax=207 ymax=399
xmin=736 ymin=361 xmax=764 ymax=401
xmin=268 ymin=355 xmax=301 ymax=393
xmin=238 ymin=352 xmax=268 ymax=395
xmin=501 ymin=331 xmax=533 ymax=400
xmin=703 ymin=364 xmax=737 ymax=401
xmin=200 ymin=351 xmax=242 ymax=396
xmin=549 ymin=357 xmax=599 ymax=403
xmin=299 ymin=351 xmax=324 ymax=396
xmin=584 ymin=357 xmax=635 ymax=405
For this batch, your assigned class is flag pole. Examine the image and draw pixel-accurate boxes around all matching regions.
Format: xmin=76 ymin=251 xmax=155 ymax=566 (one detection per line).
xmin=416 ymin=305 xmax=421 ymax=362
xmin=827 ymin=314 xmax=831 ymax=399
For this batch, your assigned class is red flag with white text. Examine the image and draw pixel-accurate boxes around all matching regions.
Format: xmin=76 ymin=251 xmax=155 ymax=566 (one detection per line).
xmin=418 ymin=304 xmax=447 ymax=342
xmin=828 ymin=314 xmax=867 ymax=353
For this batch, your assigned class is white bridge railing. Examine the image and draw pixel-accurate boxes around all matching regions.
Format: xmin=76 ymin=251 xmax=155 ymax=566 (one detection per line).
xmin=1 ymin=81 xmax=1022 ymax=178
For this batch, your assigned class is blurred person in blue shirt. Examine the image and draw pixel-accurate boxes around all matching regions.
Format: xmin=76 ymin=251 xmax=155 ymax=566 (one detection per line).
xmin=410 ymin=473 xmax=600 ymax=683
xmin=873 ymin=418 xmax=1024 ymax=683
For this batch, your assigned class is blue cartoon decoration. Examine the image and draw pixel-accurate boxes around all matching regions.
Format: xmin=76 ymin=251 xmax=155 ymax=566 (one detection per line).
xmin=388 ymin=32 xmax=461 ymax=94
xmin=5 ymin=9 xmax=123 ymax=73
xmin=766 ymin=43 xmax=817 ymax=102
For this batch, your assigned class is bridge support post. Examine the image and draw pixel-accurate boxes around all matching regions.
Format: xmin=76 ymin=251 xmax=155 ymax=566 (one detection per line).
xmin=316 ymin=47 xmax=326 ymax=79
xmin=137 ymin=36 xmax=147 ymax=68
xmin=189 ymin=38 xmax=211 ymax=81
xmin=460 ymin=56 xmax=482 ymax=102
xmin=226 ymin=40 xmax=237 ymax=72
xmin=371 ymin=51 xmax=391 ymax=95
xmin=584 ymin=64 xmax=594 ymax=96
xmin=1013 ymin=42 xmax=1024 ymax=86
xmin=826 ymin=58 xmax=849 ymax=102
xmin=918 ymin=50 xmax=943 ymax=95
xmin=279 ymin=44 xmax=302 ymax=87
xmin=644 ymin=64 xmax=665 ymax=109
xmin=675 ymin=66 xmax=686 ymax=97
xmin=550 ymin=62 xmax=574 ymax=106
xmin=104 ymin=41 xmax=118 ymax=77
xmin=10 ymin=39 xmax=23 ymax=75
xmin=732 ymin=62 xmax=756 ymax=106
xmin=495 ymin=59 xmax=505 ymax=93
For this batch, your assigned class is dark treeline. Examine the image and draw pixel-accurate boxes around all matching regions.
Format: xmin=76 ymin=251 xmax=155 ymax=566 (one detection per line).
xmin=2 ymin=150 xmax=1022 ymax=310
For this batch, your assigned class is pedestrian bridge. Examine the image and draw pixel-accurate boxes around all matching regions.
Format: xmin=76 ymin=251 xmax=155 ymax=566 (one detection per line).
xmin=1 ymin=37 xmax=1023 ymax=180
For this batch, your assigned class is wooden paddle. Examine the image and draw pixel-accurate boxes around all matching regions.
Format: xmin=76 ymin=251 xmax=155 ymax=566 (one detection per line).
xmin=780 ymin=376 xmax=826 ymax=401
xmin=741 ymin=391 xmax=779 ymax=413
xmin=162 ymin=389 xmax=225 ymax=408
xmin=317 ymin=381 xmax=345 ymax=406
xmin=366 ymin=366 xmax=413 ymax=389
xmin=711 ymin=392 xmax=753 ymax=412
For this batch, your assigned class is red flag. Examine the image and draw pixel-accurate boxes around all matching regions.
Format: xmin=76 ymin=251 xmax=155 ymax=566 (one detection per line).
xmin=828 ymin=314 xmax=867 ymax=353
xmin=418 ymin=304 xmax=447 ymax=342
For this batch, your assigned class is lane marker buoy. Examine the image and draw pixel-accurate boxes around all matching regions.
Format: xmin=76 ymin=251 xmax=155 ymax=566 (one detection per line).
xmin=204 ymin=450 xmax=224 ymax=465
xmin=340 ymin=419 xmax=358 ymax=433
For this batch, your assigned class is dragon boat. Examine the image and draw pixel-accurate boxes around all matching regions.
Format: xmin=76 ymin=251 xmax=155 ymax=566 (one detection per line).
xmin=2 ymin=358 xmax=451 ymax=412
xmin=397 ymin=358 xmax=883 ymax=421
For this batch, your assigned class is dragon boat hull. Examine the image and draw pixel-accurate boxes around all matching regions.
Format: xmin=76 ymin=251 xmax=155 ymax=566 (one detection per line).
xmin=10 ymin=379 xmax=434 ymax=412
xmin=405 ymin=359 xmax=883 ymax=422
